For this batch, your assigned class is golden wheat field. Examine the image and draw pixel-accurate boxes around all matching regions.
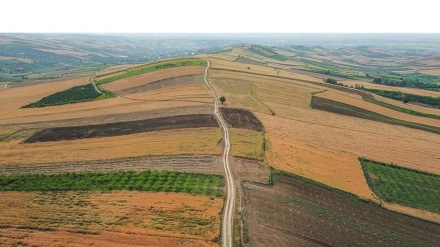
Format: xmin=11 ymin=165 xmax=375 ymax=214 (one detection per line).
xmin=0 ymin=191 xmax=222 ymax=246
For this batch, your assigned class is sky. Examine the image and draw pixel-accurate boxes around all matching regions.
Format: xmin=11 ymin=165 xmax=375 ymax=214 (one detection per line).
xmin=2 ymin=0 xmax=439 ymax=33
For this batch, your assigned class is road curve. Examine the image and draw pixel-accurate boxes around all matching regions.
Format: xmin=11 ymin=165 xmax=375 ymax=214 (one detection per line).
xmin=0 ymin=83 xmax=7 ymax=91
xmin=203 ymin=60 xmax=235 ymax=247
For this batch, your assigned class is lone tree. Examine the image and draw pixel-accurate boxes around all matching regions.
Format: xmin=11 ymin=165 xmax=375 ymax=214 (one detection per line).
xmin=219 ymin=96 xmax=226 ymax=105
xmin=403 ymin=98 xmax=409 ymax=104
xmin=324 ymin=78 xmax=337 ymax=85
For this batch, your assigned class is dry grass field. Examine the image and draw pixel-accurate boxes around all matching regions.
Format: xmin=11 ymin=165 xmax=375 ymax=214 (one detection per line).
xmin=0 ymin=128 xmax=221 ymax=166
xmin=0 ymin=191 xmax=222 ymax=246
xmin=341 ymin=80 xmax=440 ymax=97
xmin=229 ymin=128 xmax=264 ymax=161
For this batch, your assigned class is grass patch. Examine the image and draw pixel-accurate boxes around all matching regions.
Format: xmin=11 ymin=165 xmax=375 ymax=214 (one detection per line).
xmin=248 ymin=46 xmax=288 ymax=61
xmin=230 ymin=128 xmax=264 ymax=160
xmin=0 ymin=170 xmax=224 ymax=197
xmin=95 ymin=58 xmax=206 ymax=85
xmin=311 ymin=96 xmax=440 ymax=135
xmin=360 ymin=159 xmax=440 ymax=214
xmin=22 ymin=84 xmax=115 ymax=108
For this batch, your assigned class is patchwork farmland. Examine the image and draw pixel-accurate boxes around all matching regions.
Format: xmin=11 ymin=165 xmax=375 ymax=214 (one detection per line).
xmin=1 ymin=40 xmax=440 ymax=247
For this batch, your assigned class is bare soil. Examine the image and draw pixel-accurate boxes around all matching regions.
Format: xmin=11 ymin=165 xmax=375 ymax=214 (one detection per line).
xmin=220 ymin=107 xmax=264 ymax=131
xmin=244 ymin=174 xmax=440 ymax=247
xmin=25 ymin=114 xmax=218 ymax=143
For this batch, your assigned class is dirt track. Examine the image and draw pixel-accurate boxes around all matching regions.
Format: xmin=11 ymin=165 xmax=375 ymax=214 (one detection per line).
xmin=244 ymin=174 xmax=440 ymax=247
xmin=25 ymin=114 xmax=218 ymax=143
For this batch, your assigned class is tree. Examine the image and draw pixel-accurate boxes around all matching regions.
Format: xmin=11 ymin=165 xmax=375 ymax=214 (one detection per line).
xmin=403 ymin=98 xmax=409 ymax=104
xmin=324 ymin=78 xmax=337 ymax=85
xmin=219 ymin=96 xmax=226 ymax=105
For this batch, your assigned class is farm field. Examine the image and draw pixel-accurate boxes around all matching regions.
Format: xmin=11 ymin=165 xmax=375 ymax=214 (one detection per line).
xmin=0 ymin=128 xmax=221 ymax=165
xmin=0 ymin=191 xmax=222 ymax=246
xmin=243 ymin=173 xmax=440 ymax=247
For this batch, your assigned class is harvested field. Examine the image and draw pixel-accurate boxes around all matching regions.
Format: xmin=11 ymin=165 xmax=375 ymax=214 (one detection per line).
xmin=0 ymin=155 xmax=224 ymax=176
xmin=257 ymin=111 xmax=440 ymax=177
xmin=0 ymin=191 xmax=222 ymax=244
xmin=117 ymin=73 xmax=203 ymax=95
xmin=311 ymin=96 xmax=440 ymax=134
xmin=235 ymin=57 xmax=266 ymax=66
xmin=316 ymin=90 xmax=440 ymax=128
xmin=0 ymin=229 xmax=215 ymax=247
xmin=229 ymin=128 xmax=265 ymax=161
xmin=232 ymin=157 xmax=270 ymax=184
xmin=0 ymin=128 xmax=221 ymax=165
xmin=220 ymin=107 xmax=264 ymax=131
xmin=103 ymin=66 xmax=204 ymax=92
xmin=244 ymin=173 xmax=440 ymax=247
xmin=25 ymin=114 xmax=218 ymax=143
xmin=342 ymin=80 xmax=440 ymax=97
xmin=123 ymin=84 xmax=212 ymax=103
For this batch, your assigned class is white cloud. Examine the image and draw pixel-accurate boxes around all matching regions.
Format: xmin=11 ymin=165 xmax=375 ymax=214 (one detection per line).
xmin=1 ymin=0 xmax=439 ymax=33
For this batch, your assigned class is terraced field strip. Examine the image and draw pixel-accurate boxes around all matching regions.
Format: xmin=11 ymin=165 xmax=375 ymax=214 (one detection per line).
xmin=25 ymin=114 xmax=218 ymax=143
xmin=361 ymin=159 xmax=440 ymax=214
xmin=311 ymin=96 xmax=440 ymax=134
xmin=244 ymin=173 xmax=440 ymax=246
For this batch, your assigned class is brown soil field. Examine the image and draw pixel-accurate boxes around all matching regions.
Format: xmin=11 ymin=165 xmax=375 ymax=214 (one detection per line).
xmin=25 ymin=114 xmax=218 ymax=143
xmin=419 ymin=68 xmax=440 ymax=76
xmin=232 ymin=158 xmax=270 ymax=184
xmin=103 ymin=66 xmax=204 ymax=92
xmin=244 ymin=174 xmax=440 ymax=247
xmin=220 ymin=107 xmax=264 ymax=131
xmin=0 ymin=128 xmax=221 ymax=166
xmin=317 ymin=90 xmax=440 ymax=128
xmin=0 ymin=191 xmax=222 ymax=245
xmin=117 ymin=74 xmax=203 ymax=96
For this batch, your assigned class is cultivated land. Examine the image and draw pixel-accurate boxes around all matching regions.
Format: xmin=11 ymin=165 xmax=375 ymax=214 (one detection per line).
xmin=2 ymin=40 xmax=440 ymax=246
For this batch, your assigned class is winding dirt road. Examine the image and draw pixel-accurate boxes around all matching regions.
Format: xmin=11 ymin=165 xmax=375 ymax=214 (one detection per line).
xmin=203 ymin=60 xmax=235 ymax=247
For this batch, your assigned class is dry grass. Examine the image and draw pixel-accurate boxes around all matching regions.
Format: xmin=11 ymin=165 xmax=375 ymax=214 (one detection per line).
xmin=0 ymin=55 xmax=33 ymax=63
xmin=264 ymin=130 xmax=376 ymax=200
xmin=229 ymin=128 xmax=264 ymax=160
xmin=419 ymin=68 xmax=440 ymax=76
xmin=0 ymin=191 xmax=222 ymax=245
xmin=382 ymin=202 xmax=440 ymax=224
xmin=96 ymin=63 xmax=142 ymax=76
xmin=103 ymin=66 xmax=204 ymax=92
xmin=125 ymin=84 xmax=212 ymax=103
xmin=0 ymin=128 xmax=221 ymax=165
xmin=317 ymin=90 xmax=440 ymax=128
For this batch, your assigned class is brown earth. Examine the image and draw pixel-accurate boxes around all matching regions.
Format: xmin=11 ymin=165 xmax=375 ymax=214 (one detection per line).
xmin=24 ymin=114 xmax=218 ymax=143
xmin=244 ymin=174 xmax=440 ymax=247
xmin=220 ymin=107 xmax=264 ymax=132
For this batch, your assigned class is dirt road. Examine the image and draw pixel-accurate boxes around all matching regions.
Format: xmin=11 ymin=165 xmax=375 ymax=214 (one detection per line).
xmin=90 ymin=72 xmax=102 ymax=94
xmin=204 ymin=60 xmax=235 ymax=247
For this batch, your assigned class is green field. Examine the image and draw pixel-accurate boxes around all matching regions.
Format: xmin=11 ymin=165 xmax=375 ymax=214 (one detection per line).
xmin=359 ymin=86 xmax=440 ymax=108
xmin=0 ymin=170 xmax=224 ymax=197
xmin=22 ymin=84 xmax=115 ymax=108
xmin=95 ymin=59 xmax=206 ymax=85
xmin=360 ymin=159 xmax=440 ymax=214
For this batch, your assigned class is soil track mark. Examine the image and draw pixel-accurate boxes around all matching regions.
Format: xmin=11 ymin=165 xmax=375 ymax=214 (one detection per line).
xmin=220 ymin=108 xmax=264 ymax=132
xmin=25 ymin=114 xmax=218 ymax=143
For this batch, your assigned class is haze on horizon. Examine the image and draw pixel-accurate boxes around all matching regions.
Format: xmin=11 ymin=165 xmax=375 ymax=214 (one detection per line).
xmin=2 ymin=0 xmax=439 ymax=33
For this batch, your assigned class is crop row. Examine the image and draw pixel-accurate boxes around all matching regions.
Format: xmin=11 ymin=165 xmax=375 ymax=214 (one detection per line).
xmin=360 ymin=159 xmax=440 ymax=214
xmin=95 ymin=59 xmax=206 ymax=85
xmin=0 ymin=170 xmax=224 ymax=197
xmin=21 ymin=84 xmax=114 ymax=108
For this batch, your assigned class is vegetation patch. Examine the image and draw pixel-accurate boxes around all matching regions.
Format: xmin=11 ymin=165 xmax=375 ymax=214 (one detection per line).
xmin=311 ymin=96 xmax=440 ymax=134
xmin=360 ymin=159 xmax=440 ymax=214
xmin=24 ymin=114 xmax=218 ymax=143
xmin=248 ymin=46 xmax=288 ymax=61
xmin=22 ymin=84 xmax=115 ymax=108
xmin=356 ymin=85 xmax=440 ymax=108
xmin=95 ymin=59 xmax=206 ymax=85
xmin=0 ymin=170 xmax=224 ymax=196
